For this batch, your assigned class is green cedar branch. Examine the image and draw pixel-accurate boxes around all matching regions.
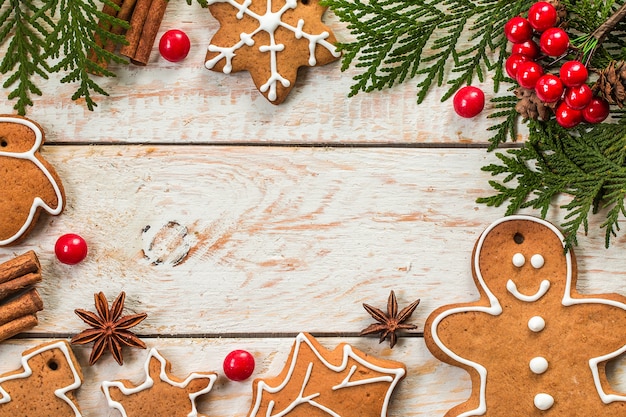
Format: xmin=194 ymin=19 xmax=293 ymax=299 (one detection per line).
xmin=0 ymin=0 xmax=50 ymax=115
xmin=323 ymin=0 xmax=534 ymax=103
xmin=0 ymin=0 xmax=129 ymax=114
xmin=478 ymin=117 xmax=626 ymax=249
xmin=42 ymin=0 xmax=129 ymax=110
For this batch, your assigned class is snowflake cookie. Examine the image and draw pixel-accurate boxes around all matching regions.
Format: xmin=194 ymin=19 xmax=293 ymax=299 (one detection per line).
xmin=204 ymin=0 xmax=341 ymax=104
xmin=425 ymin=215 xmax=626 ymax=416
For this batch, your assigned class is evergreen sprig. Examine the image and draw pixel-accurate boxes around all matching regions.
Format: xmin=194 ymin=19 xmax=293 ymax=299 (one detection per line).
xmin=0 ymin=0 xmax=129 ymax=114
xmin=322 ymin=0 xmax=534 ymax=102
xmin=0 ymin=0 xmax=51 ymax=115
xmin=478 ymin=116 xmax=626 ymax=248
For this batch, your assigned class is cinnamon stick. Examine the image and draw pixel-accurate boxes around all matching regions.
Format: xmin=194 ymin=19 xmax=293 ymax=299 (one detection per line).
xmin=0 ymin=272 xmax=42 ymax=302
xmin=0 ymin=314 xmax=38 ymax=342
xmin=0 ymin=288 xmax=43 ymax=326
xmin=130 ymin=0 xmax=169 ymax=65
xmin=88 ymin=0 xmax=123 ymax=65
xmin=0 ymin=251 xmax=40 ymax=285
xmin=120 ymin=0 xmax=153 ymax=59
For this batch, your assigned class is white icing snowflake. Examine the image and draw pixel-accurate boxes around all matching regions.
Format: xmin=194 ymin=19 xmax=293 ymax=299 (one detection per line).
xmin=204 ymin=0 xmax=340 ymax=103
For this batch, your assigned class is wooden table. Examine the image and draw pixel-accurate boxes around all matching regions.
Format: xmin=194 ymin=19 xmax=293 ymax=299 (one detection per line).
xmin=1 ymin=2 xmax=625 ymax=416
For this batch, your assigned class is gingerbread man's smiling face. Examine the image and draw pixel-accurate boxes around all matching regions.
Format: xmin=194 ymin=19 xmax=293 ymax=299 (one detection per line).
xmin=473 ymin=218 xmax=569 ymax=304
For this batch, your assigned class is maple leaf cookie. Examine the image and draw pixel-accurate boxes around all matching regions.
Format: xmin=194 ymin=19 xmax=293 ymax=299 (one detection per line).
xmin=248 ymin=332 xmax=406 ymax=416
xmin=0 ymin=115 xmax=65 ymax=246
xmin=0 ymin=340 xmax=84 ymax=416
xmin=204 ymin=0 xmax=341 ymax=104
xmin=425 ymin=215 xmax=626 ymax=416
xmin=102 ymin=348 xmax=217 ymax=417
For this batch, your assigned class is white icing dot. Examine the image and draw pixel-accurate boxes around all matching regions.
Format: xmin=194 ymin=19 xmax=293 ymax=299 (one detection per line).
xmin=534 ymin=393 xmax=554 ymax=410
xmin=512 ymin=253 xmax=525 ymax=267
xmin=528 ymin=316 xmax=545 ymax=332
xmin=531 ymin=254 xmax=545 ymax=269
xmin=529 ymin=357 xmax=549 ymax=374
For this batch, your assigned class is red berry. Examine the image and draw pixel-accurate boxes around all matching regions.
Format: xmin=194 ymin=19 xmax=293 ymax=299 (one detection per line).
xmin=555 ymin=102 xmax=583 ymax=128
xmin=564 ymin=84 xmax=592 ymax=110
xmin=55 ymin=234 xmax=88 ymax=265
xmin=583 ymin=97 xmax=610 ymax=123
xmin=516 ymin=61 xmax=544 ymax=89
xmin=559 ymin=60 xmax=588 ymax=87
xmin=539 ymin=27 xmax=569 ymax=56
xmin=504 ymin=16 xmax=534 ymax=43
xmin=223 ymin=350 xmax=255 ymax=381
xmin=528 ymin=1 xmax=558 ymax=32
xmin=453 ymin=86 xmax=485 ymax=118
xmin=159 ymin=29 xmax=191 ymax=62
xmin=535 ymin=74 xmax=563 ymax=103
xmin=505 ymin=54 xmax=530 ymax=79
xmin=511 ymin=40 xmax=540 ymax=58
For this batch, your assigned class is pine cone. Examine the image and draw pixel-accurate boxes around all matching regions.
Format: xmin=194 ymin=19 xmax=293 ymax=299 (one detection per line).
xmin=592 ymin=60 xmax=626 ymax=108
xmin=546 ymin=0 xmax=567 ymax=25
xmin=514 ymin=87 xmax=555 ymax=120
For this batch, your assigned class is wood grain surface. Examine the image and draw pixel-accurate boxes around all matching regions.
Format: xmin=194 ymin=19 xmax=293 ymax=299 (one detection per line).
xmin=0 ymin=1 xmax=624 ymax=416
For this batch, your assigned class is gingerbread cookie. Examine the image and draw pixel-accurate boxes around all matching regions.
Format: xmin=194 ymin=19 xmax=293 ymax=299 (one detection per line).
xmin=425 ymin=215 xmax=626 ymax=416
xmin=102 ymin=348 xmax=217 ymax=417
xmin=204 ymin=0 xmax=341 ymax=104
xmin=0 ymin=340 xmax=83 ymax=416
xmin=0 ymin=115 xmax=65 ymax=246
xmin=248 ymin=332 xmax=406 ymax=416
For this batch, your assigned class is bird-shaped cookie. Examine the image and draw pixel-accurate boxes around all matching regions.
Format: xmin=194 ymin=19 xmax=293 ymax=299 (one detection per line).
xmin=0 ymin=115 xmax=65 ymax=245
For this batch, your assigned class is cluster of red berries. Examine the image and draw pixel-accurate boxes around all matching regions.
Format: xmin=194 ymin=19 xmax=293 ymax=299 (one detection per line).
xmin=504 ymin=1 xmax=610 ymax=128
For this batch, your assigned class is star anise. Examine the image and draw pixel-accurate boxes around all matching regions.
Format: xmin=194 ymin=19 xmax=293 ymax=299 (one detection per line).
xmin=71 ymin=291 xmax=147 ymax=366
xmin=360 ymin=290 xmax=420 ymax=348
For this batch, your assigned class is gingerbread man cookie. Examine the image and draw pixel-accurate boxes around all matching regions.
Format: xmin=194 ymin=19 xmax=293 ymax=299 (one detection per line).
xmin=0 ymin=115 xmax=65 ymax=245
xmin=204 ymin=0 xmax=341 ymax=104
xmin=102 ymin=348 xmax=217 ymax=417
xmin=0 ymin=340 xmax=83 ymax=416
xmin=425 ymin=215 xmax=626 ymax=416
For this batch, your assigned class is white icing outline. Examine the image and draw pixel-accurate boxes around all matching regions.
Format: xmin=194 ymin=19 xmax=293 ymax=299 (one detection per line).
xmin=205 ymin=0 xmax=341 ymax=101
xmin=506 ymin=279 xmax=551 ymax=302
xmin=101 ymin=348 xmax=217 ymax=417
xmin=0 ymin=341 xmax=82 ymax=416
xmin=429 ymin=215 xmax=626 ymax=416
xmin=0 ymin=116 xmax=64 ymax=245
xmin=249 ymin=332 xmax=405 ymax=417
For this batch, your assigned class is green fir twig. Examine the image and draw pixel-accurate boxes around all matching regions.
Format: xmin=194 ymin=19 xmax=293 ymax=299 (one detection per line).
xmin=0 ymin=0 xmax=51 ymax=115
xmin=478 ymin=117 xmax=626 ymax=249
xmin=0 ymin=0 xmax=130 ymax=114
xmin=322 ymin=0 xmax=534 ymax=103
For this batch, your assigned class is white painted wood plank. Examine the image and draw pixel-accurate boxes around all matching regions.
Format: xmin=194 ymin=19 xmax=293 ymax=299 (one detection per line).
xmin=0 ymin=3 xmax=516 ymax=145
xmin=0 ymin=146 xmax=623 ymax=336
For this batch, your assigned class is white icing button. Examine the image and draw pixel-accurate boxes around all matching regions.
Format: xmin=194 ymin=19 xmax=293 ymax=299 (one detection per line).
xmin=512 ymin=253 xmax=525 ymax=267
xmin=529 ymin=357 xmax=549 ymax=374
xmin=534 ymin=393 xmax=554 ymax=410
xmin=531 ymin=254 xmax=545 ymax=269
xmin=528 ymin=316 xmax=546 ymax=332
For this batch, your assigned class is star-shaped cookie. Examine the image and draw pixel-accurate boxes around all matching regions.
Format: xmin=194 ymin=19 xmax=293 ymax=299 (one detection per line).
xmin=204 ymin=0 xmax=341 ymax=104
xmin=102 ymin=349 xmax=217 ymax=417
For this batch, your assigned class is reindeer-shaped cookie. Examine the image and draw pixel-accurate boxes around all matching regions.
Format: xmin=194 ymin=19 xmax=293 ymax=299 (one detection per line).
xmin=425 ymin=215 xmax=626 ymax=416
xmin=0 ymin=115 xmax=65 ymax=245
